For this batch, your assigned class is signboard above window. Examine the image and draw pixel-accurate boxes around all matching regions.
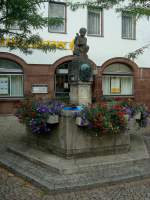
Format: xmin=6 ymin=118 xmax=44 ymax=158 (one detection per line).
xmin=57 ymin=69 xmax=68 ymax=74
xmin=32 ymin=84 xmax=48 ymax=94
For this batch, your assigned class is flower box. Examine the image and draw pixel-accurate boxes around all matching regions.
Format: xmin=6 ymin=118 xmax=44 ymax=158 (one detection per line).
xmin=25 ymin=111 xmax=131 ymax=158
xmin=76 ymin=117 xmax=88 ymax=126
xmin=47 ymin=115 xmax=59 ymax=124
xmin=134 ymin=112 xmax=141 ymax=120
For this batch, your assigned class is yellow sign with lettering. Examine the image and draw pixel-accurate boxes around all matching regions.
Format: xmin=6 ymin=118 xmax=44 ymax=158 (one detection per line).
xmin=111 ymin=88 xmax=120 ymax=93
xmin=0 ymin=37 xmax=74 ymax=50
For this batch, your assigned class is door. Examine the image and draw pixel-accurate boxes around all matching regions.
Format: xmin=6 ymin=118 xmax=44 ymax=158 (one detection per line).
xmin=55 ymin=62 xmax=70 ymax=101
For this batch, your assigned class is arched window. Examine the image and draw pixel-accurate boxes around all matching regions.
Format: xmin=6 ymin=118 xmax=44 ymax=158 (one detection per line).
xmin=0 ymin=59 xmax=23 ymax=97
xmin=102 ymin=63 xmax=133 ymax=96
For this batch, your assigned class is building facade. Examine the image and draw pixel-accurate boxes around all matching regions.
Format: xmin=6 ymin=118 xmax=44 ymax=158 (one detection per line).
xmin=0 ymin=0 xmax=150 ymax=113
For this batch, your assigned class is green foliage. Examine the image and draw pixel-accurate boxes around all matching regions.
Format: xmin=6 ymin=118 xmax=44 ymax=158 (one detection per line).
xmin=48 ymin=17 xmax=64 ymax=26
xmin=68 ymin=0 xmax=120 ymax=11
xmin=0 ymin=0 xmax=47 ymax=33
xmin=126 ymin=43 xmax=150 ymax=60
xmin=0 ymin=0 xmax=150 ymax=55
xmin=0 ymin=0 xmax=63 ymax=53
xmin=69 ymin=0 xmax=150 ymax=17
xmin=116 ymin=1 xmax=150 ymax=17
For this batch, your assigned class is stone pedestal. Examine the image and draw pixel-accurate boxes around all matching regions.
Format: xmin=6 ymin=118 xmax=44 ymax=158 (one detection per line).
xmin=68 ymin=58 xmax=93 ymax=105
xmin=26 ymin=110 xmax=130 ymax=159
xmin=70 ymin=82 xmax=92 ymax=105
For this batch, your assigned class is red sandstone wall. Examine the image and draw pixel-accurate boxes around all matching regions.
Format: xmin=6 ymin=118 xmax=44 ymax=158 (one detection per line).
xmin=0 ymin=100 xmax=19 ymax=114
xmin=0 ymin=53 xmax=56 ymax=114
xmin=0 ymin=63 xmax=55 ymax=114
xmin=1 ymin=53 xmax=150 ymax=114
xmin=0 ymin=64 xmax=56 ymax=114
xmin=2 ymin=66 xmax=150 ymax=114
xmin=134 ymin=68 xmax=150 ymax=110
xmin=23 ymin=64 xmax=54 ymax=98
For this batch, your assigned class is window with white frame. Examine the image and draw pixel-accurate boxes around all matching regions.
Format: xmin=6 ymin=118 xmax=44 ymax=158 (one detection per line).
xmin=0 ymin=59 xmax=23 ymax=97
xmin=102 ymin=63 xmax=133 ymax=96
xmin=87 ymin=8 xmax=103 ymax=36
xmin=48 ymin=2 xmax=66 ymax=33
xmin=122 ymin=12 xmax=136 ymax=39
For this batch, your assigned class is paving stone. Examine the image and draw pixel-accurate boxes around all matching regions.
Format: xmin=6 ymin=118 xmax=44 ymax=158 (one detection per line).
xmin=1 ymin=167 xmax=150 ymax=200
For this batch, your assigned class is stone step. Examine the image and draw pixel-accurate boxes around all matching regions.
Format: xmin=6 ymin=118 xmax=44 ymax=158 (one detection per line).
xmin=6 ymin=134 xmax=149 ymax=175
xmin=0 ymin=149 xmax=58 ymax=192
xmin=1 ymin=146 xmax=150 ymax=193
xmin=7 ymin=143 xmax=146 ymax=176
xmin=7 ymin=145 xmax=73 ymax=175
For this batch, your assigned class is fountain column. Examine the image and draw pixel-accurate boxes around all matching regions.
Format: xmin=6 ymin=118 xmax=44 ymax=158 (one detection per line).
xmin=69 ymin=28 xmax=93 ymax=105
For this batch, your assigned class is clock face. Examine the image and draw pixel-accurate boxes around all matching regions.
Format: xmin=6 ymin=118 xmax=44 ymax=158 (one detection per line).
xmin=79 ymin=63 xmax=92 ymax=81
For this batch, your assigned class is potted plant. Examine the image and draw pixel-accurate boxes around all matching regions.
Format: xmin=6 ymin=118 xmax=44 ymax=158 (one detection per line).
xmin=46 ymin=100 xmax=64 ymax=124
xmin=73 ymin=106 xmax=89 ymax=126
xmin=74 ymin=103 xmax=127 ymax=136
xmin=15 ymin=97 xmax=64 ymax=135
xmin=120 ymin=99 xmax=149 ymax=128
xmin=74 ymin=100 xmax=149 ymax=136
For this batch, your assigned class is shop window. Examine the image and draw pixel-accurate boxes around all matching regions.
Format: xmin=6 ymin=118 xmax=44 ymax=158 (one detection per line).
xmin=87 ymin=8 xmax=103 ymax=36
xmin=48 ymin=2 xmax=66 ymax=33
xmin=122 ymin=12 xmax=136 ymax=40
xmin=0 ymin=59 xmax=23 ymax=97
xmin=102 ymin=63 xmax=133 ymax=96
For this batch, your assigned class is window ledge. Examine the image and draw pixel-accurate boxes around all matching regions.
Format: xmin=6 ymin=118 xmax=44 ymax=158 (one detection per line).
xmin=101 ymin=95 xmax=134 ymax=100
xmin=122 ymin=37 xmax=136 ymax=40
xmin=100 ymin=95 xmax=135 ymax=102
xmin=48 ymin=31 xmax=67 ymax=34
xmin=87 ymin=34 xmax=104 ymax=38
xmin=0 ymin=97 xmax=24 ymax=102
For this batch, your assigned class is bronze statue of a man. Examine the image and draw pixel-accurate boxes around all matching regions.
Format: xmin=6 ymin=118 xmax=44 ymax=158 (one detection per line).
xmin=73 ymin=28 xmax=89 ymax=58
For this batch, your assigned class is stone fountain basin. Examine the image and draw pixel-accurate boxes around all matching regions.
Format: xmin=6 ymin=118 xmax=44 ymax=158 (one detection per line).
xmin=26 ymin=107 xmax=130 ymax=158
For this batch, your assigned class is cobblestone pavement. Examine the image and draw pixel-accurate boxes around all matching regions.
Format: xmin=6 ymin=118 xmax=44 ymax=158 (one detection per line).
xmin=1 ymin=165 xmax=150 ymax=200
xmin=1 ymin=116 xmax=150 ymax=200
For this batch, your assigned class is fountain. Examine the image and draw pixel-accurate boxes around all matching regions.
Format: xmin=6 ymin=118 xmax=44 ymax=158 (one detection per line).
xmin=26 ymin=28 xmax=130 ymax=158
xmin=1 ymin=28 xmax=148 ymax=193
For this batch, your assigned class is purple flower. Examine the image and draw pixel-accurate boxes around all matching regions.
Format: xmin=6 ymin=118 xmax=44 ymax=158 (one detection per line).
xmin=123 ymin=107 xmax=133 ymax=120
xmin=47 ymin=101 xmax=64 ymax=115
xmin=37 ymin=104 xmax=49 ymax=113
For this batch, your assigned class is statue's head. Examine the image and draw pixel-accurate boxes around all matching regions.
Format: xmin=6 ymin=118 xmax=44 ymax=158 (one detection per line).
xmin=79 ymin=28 xmax=87 ymax=37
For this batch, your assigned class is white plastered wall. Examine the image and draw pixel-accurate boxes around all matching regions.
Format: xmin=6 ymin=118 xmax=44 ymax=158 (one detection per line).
xmin=0 ymin=1 xmax=150 ymax=67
